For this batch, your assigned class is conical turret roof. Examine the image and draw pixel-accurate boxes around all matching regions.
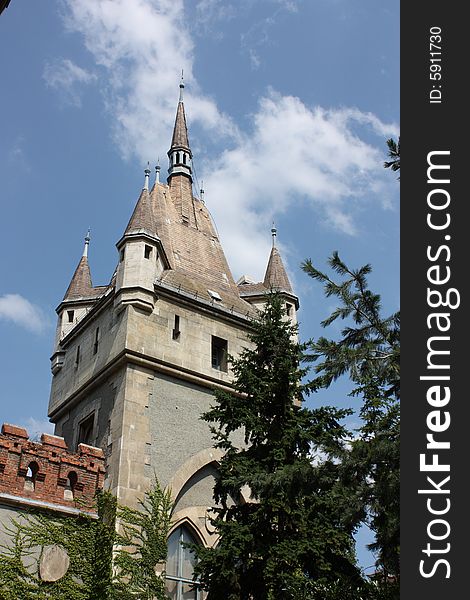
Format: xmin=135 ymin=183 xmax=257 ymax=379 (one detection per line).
xmin=263 ymin=246 xmax=293 ymax=293
xmin=124 ymin=187 xmax=158 ymax=237
xmin=63 ymin=256 xmax=93 ymax=300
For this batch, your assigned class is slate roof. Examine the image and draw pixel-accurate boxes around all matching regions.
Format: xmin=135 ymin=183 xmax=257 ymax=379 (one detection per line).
xmin=170 ymin=100 xmax=190 ymax=152
xmin=63 ymin=256 xmax=93 ymax=300
xmin=124 ymin=188 xmax=158 ymax=237
xmin=263 ymin=246 xmax=293 ymax=293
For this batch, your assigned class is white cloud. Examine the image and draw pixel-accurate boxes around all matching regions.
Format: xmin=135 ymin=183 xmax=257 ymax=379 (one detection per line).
xmin=43 ymin=58 xmax=97 ymax=107
xmin=202 ymin=91 xmax=398 ymax=279
xmin=194 ymin=0 xmax=236 ymax=37
xmin=62 ymin=0 xmax=237 ymax=161
xmin=58 ymin=0 xmax=398 ymax=282
xmin=0 ymin=294 xmax=48 ymax=334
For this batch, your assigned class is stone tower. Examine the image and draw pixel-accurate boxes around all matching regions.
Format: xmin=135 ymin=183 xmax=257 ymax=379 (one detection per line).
xmin=48 ymin=82 xmax=298 ymax=566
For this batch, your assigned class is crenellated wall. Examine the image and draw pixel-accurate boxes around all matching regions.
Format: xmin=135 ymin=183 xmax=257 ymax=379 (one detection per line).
xmin=0 ymin=423 xmax=104 ymax=513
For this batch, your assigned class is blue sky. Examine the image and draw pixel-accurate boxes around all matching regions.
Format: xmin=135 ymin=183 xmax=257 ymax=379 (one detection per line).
xmin=0 ymin=0 xmax=399 ymax=571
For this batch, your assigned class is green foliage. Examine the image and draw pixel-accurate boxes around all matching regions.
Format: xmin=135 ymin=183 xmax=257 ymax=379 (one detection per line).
xmin=113 ymin=478 xmax=173 ymax=600
xmin=193 ymin=294 xmax=363 ymax=599
xmin=92 ymin=491 xmax=118 ymax=600
xmin=384 ymin=137 xmax=400 ymax=178
xmin=302 ymin=253 xmax=400 ymax=592
xmin=0 ymin=508 xmax=99 ymax=600
xmin=0 ymin=481 xmax=172 ymax=600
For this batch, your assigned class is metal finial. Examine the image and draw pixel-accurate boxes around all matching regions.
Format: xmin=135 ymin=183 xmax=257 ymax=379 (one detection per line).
xmin=144 ymin=161 xmax=151 ymax=190
xmin=200 ymin=180 xmax=205 ymax=203
xmin=179 ymin=70 xmax=184 ymax=102
xmin=271 ymin=222 xmax=277 ymax=247
xmin=155 ymin=159 xmax=161 ymax=184
xmin=83 ymin=228 xmax=91 ymax=257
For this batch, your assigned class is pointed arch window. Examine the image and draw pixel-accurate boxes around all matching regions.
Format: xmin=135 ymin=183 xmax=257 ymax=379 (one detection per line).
xmin=165 ymin=525 xmax=203 ymax=599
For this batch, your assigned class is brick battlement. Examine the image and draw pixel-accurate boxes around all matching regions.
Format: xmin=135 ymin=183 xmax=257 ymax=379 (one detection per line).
xmin=0 ymin=423 xmax=104 ymax=513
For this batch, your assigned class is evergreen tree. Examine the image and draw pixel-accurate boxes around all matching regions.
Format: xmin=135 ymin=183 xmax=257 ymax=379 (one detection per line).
xmin=193 ymin=294 xmax=363 ymax=599
xmin=384 ymin=137 xmax=400 ymax=178
xmin=302 ymin=253 xmax=400 ymax=594
xmin=113 ymin=478 xmax=173 ymax=600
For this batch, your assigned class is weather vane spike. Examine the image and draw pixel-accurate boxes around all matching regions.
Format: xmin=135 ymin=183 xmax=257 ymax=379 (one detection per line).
xmin=271 ymin=222 xmax=277 ymax=246
xmin=179 ymin=69 xmax=184 ymax=101
xmin=200 ymin=180 xmax=205 ymax=202
xmin=144 ymin=162 xmax=151 ymax=190
xmin=155 ymin=158 xmax=161 ymax=183
xmin=83 ymin=228 xmax=91 ymax=257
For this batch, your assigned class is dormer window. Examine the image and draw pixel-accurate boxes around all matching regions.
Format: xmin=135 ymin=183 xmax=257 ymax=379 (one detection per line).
xmin=208 ymin=290 xmax=222 ymax=302
xmin=67 ymin=310 xmax=74 ymax=323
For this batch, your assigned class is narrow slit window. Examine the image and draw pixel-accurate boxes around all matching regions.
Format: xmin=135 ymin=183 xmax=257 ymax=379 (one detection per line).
xmin=286 ymin=303 xmax=293 ymax=317
xmin=75 ymin=345 xmax=81 ymax=367
xmin=93 ymin=327 xmax=100 ymax=355
xmin=211 ymin=336 xmax=228 ymax=372
xmin=144 ymin=245 xmax=153 ymax=259
xmin=67 ymin=310 xmax=75 ymax=323
xmin=120 ymin=248 xmax=125 ymax=262
xmin=172 ymin=315 xmax=181 ymax=341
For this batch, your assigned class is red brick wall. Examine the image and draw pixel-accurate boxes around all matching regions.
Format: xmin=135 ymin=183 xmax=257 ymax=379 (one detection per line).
xmin=0 ymin=423 xmax=104 ymax=512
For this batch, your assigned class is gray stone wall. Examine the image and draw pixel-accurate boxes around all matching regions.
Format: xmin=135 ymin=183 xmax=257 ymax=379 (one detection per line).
xmin=49 ymin=300 xmax=128 ymax=417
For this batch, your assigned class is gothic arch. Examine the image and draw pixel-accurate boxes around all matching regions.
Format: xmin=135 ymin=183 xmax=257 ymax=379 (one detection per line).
xmin=167 ymin=447 xmax=224 ymax=502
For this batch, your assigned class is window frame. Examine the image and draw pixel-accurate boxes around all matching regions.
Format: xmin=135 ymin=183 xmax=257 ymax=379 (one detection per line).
xmin=165 ymin=525 xmax=202 ymax=600
xmin=211 ymin=335 xmax=228 ymax=372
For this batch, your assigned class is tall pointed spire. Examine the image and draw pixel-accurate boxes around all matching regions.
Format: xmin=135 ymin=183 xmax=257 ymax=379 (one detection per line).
xmin=263 ymin=228 xmax=293 ymax=294
xmin=63 ymin=232 xmax=93 ymax=300
xmin=167 ymin=73 xmax=192 ymax=181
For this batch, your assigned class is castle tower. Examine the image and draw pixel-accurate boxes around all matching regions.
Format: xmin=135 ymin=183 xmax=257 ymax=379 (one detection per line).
xmin=47 ymin=84 xmax=298 ymax=574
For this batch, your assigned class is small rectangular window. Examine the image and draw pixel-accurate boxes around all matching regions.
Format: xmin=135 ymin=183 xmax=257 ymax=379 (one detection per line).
xmin=211 ymin=336 xmax=228 ymax=372
xmin=78 ymin=413 xmax=95 ymax=447
xmin=93 ymin=327 xmax=100 ymax=355
xmin=286 ymin=303 xmax=293 ymax=317
xmin=120 ymin=248 xmax=125 ymax=262
xmin=67 ymin=310 xmax=75 ymax=323
xmin=144 ymin=245 xmax=152 ymax=259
